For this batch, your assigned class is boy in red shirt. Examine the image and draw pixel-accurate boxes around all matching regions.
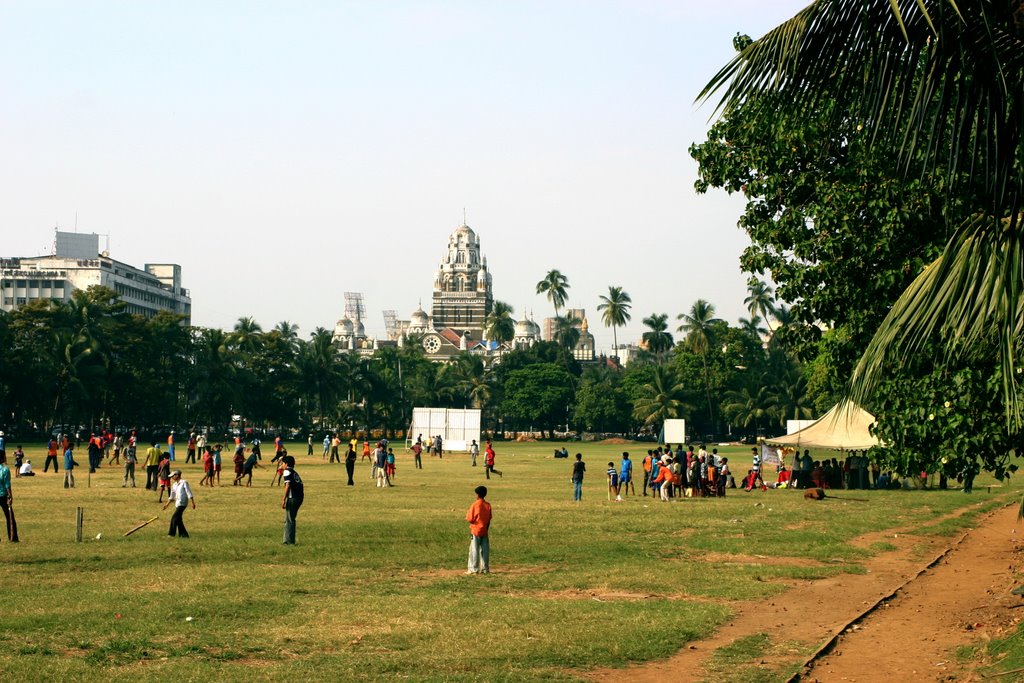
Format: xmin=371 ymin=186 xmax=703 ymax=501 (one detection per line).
xmin=465 ymin=486 xmax=492 ymax=575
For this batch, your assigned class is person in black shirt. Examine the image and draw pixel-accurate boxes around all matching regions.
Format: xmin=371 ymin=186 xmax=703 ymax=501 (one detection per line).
xmin=281 ymin=456 xmax=303 ymax=544
xmin=571 ymin=453 xmax=586 ymax=501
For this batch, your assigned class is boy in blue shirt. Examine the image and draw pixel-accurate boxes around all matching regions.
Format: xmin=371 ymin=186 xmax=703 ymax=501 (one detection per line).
xmin=619 ymin=452 xmax=633 ymax=497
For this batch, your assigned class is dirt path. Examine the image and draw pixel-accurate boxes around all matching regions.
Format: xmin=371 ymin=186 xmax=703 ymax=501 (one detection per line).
xmin=584 ymin=499 xmax=1023 ymax=682
xmin=805 ymin=503 xmax=1024 ymax=682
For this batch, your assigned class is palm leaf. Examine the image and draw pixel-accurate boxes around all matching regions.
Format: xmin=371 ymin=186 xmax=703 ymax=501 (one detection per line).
xmin=850 ymin=212 xmax=1024 ymax=427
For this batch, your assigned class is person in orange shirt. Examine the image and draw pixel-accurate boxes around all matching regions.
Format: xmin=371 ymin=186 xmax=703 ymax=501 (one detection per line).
xmin=361 ymin=441 xmax=372 ymax=462
xmin=652 ymin=460 xmax=673 ymax=502
xmin=465 ymin=486 xmax=492 ymax=575
xmin=642 ymin=451 xmax=653 ymax=497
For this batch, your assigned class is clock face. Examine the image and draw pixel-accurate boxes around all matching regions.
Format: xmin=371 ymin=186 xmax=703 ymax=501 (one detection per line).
xmin=423 ymin=335 xmax=442 ymax=354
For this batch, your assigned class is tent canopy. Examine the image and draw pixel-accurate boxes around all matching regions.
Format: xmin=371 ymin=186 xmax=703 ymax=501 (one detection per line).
xmin=765 ymin=402 xmax=879 ymax=451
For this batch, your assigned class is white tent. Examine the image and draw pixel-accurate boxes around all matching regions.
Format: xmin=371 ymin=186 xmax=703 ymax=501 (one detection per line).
xmin=765 ymin=402 xmax=879 ymax=451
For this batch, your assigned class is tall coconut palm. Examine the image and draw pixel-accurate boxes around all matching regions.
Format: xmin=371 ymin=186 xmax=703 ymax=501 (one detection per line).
xmin=231 ymin=316 xmax=264 ymax=354
xmin=738 ymin=315 xmax=768 ymax=341
xmin=554 ymin=314 xmax=582 ymax=354
xmin=744 ymin=279 xmax=775 ymax=323
xmin=699 ymin=0 xmax=1024 ymax=428
xmin=596 ymin=286 xmax=632 ymax=361
xmin=274 ymin=320 xmax=300 ymax=352
xmin=484 ymin=300 xmax=515 ymax=354
xmin=632 ymin=365 xmax=691 ymax=432
xmin=678 ymin=299 xmax=724 ymax=430
xmin=536 ymin=269 xmax=570 ymax=320
xmin=641 ymin=313 xmax=675 ymax=359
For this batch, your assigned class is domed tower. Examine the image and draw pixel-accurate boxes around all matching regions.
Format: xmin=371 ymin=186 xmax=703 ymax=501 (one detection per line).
xmin=408 ymin=304 xmax=431 ymax=335
xmin=575 ymin=316 xmax=595 ymax=361
xmin=513 ymin=317 xmax=537 ymax=350
xmin=431 ymin=223 xmax=493 ymax=337
xmin=332 ymin=316 xmax=354 ymax=346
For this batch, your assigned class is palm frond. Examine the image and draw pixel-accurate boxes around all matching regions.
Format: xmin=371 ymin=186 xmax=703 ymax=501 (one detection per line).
xmin=850 ymin=212 xmax=1024 ymax=427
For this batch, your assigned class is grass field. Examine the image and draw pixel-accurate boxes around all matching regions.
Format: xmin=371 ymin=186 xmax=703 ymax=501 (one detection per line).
xmin=0 ymin=440 xmax=1018 ymax=681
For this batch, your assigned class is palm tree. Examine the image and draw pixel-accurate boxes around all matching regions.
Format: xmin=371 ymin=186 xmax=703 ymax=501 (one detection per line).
xmin=297 ymin=328 xmax=343 ymax=428
xmin=632 ymin=365 xmax=691 ymax=432
xmin=641 ymin=313 xmax=674 ymax=359
xmin=723 ymin=383 xmax=775 ymax=433
xmin=678 ymin=299 xmax=724 ymax=431
xmin=744 ymin=279 xmax=775 ymax=323
xmin=771 ymin=366 xmax=814 ymax=428
xmin=484 ymin=300 xmax=515 ymax=354
xmin=274 ymin=321 xmax=300 ymax=351
xmin=738 ymin=315 xmax=768 ymax=341
xmin=192 ymin=328 xmax=237 ymax=431
xmin=554 ymin=314 xmax=582 ymax=355
xmin=699 ymin=1 xmax=1023 ymax=428
xmin=596 ymin=286 xmax=632 ymax=362
xmin=536 ymin=269 xmax=570 ymax=320
xmin=768 ymin=304 xmax=793 ymax=349
xmin=231 ymin=316 xmax=264 ymax=354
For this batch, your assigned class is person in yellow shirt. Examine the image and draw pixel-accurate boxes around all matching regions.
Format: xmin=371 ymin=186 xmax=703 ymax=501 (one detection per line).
xmin=145 ymin=442 xmax=162 ymax=491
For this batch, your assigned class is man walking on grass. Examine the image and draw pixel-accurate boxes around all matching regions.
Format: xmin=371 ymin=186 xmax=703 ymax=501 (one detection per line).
xmin=466 ymin=485 xmax=491 ymax=574
xmin=163 ymin=470 xmax=195 ymax=538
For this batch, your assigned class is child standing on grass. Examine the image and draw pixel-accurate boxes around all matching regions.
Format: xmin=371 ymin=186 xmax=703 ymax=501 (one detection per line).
xmin=157 ymin=452 xmax=172 ymax=502
xmin=571 ymin=453 xmax=586 ymax=501
xmin=465 ymin=485 xmax=492 ymax=575
xmin=232 ymin=445 xmax=244 ymax=485
xmin=271 ymin=449 xmax=287 ymax=486
xmin=619 ymin=453 xmax=634 ymax=496
xmin=386 ymin=448 xmax=396 ymax=480
xmin=607 ymin=462 xmax=621 ymax=501
xmin=199 ymin=448 xmax=213 ymax=486
xmin=212 ymin=443 xmax=223 ymax=486
xmin=13 ymin=446 xmax=24 ymax=476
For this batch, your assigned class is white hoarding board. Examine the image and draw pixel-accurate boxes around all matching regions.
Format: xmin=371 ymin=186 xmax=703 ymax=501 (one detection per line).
xmin=408 ymin=408 xmax=481 ymax=452
xmin=662 ymin=419 xmax=686 ymax=445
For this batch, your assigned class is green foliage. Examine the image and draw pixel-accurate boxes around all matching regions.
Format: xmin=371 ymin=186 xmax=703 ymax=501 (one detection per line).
xmin=500 ymin=363 xmax=574 ymax=436
xmin=870 ymin=348 xmax=1022 ymax=480
xmin=573 ymin=368 xmax=631 ymax=433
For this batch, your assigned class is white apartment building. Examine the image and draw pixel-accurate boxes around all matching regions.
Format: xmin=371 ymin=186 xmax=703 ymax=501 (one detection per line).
xmin=0 ymin=231 xmax=191 ymax=323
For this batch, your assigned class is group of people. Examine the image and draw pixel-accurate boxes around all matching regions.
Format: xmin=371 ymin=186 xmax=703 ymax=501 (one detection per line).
xmin=570 ymin=445 xmax=769 ymax=502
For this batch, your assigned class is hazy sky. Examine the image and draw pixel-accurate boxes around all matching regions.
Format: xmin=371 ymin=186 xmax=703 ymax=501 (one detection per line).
xmin=2 ymin=1 xmax=807 ymax=353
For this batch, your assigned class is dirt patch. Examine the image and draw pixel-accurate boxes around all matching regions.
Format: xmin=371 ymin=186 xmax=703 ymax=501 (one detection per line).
xmin=403 ymin=565 xmax=553 ymax=582
xmin=803 ymin=503 xmax=1024 ymax=682
xmin=583 ymin=498 xmax=1016 ymax=682
xmin=597 ymin=438 xmax=630 ymax=445
xmin=536 ymin=589 xmax=661 ymax=602
xmin=693 ymin=552 xmax=830 ymax=569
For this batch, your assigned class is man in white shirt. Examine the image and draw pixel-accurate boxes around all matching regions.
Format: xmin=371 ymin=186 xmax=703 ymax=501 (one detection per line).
xmin=162 ymin=470 xmax=196 ymax=537
xmin=19 ymin=460 xmax=35 ymax=477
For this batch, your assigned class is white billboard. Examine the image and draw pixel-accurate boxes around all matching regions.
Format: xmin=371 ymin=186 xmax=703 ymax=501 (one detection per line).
xmin=408 ymin=407 xmax=481 ymax=452
xmin=661 ymin=419 xmax=686 ymax=445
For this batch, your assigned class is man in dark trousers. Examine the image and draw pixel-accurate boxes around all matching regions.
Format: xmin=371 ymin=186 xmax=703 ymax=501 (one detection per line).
xmin=163 ymin=470 xmax=195 ymax=538
xmin=0 ymin=454 xmax=18 ymax=542
xmin=281 ymin=455 xmax=304 ymax=545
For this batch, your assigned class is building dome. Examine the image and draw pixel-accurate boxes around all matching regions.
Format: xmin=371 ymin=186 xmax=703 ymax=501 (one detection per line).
xmin=335 ymin=317 xmax=353 ymax=335
xmin=352 ymin=318 xmax=365 ymax=338
xmin=410 ymin=306 xmax=429 ymax=327
xmin=514 ymin=318 xmax=533 ymax=337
